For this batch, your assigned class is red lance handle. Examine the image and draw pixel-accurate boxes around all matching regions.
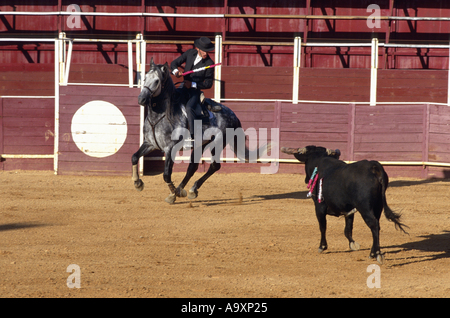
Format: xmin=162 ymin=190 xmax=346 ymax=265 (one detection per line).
xmin=181 ymin=63 xmax=222 ymax=76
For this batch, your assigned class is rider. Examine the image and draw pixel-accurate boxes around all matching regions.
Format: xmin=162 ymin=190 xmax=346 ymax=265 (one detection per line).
xmin=170 ymin=36 xmax=216 ymax=148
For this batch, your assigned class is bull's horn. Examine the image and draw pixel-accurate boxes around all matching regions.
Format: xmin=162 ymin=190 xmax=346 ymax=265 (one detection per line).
xmin=281 ymin=147 xmax=297 ymax=154
xmin=326 ymin=148 xmax=340 ymax=156
xmin=281 ymin=147 xmax=306 ymax=155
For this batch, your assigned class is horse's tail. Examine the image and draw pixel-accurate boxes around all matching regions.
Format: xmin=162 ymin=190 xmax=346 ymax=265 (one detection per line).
xmin=229 ymin=119 xmax=271 ymax=163
xmin=231 ymin=136 xmax=271 ymax=163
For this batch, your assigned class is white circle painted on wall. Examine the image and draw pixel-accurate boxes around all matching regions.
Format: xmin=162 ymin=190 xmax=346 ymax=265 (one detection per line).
xmin=71 ymin=100 xmax=127 ymax=158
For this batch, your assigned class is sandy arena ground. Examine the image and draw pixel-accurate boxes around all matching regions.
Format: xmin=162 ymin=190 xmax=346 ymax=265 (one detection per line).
xmin=1 ymin=170 xmax=449 ymax=298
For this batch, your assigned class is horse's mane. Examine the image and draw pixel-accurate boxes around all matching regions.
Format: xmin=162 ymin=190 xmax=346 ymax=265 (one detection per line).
xmin=150 ymin=62 xmax=180 ymax=127
xmin=161 ymin=71 xmax=178 ymax=127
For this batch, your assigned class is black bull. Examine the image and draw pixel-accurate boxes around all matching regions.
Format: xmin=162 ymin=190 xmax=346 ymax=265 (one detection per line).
xmin=282 ymin=145 xmax=408 ymax=264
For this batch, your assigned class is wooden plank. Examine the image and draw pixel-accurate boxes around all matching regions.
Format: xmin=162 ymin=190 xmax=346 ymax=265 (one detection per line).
xmin=4 ymin=126 xmax=54 ymax=138
xmin=3 ymin=108 xmax=54 ymax=118
xmin=3 ymin=136 xmax=54 ymax=146
xmin=3 ymin=145 xmax=54 ymax=154
xmin=3 ymin=117 xmax=54 ymax=128
xmin=355 ymin=113 xmax=424 ymax=125
xmin=2 ymin=98 xmax=54 ymax=109
xmin=429 ymin=113 xmax=450 ymax=126
xmin=0 ymin=63 xmax=54 ymax=72
xmin=354 ymin=132 xmax=423 ymax=143
xmin=355 ymin=122 xmax=423 ymax=133
xmin=281 ymin=132 xmax=348 ymax=143
xmin=281 ymin=113 xmax=349 ymax=124
xmin=60 ymin=85 xmax=140 ymax=97
xmin=281 ymin=103 xmax=349 ymax=114
xmin=280 ymin=122 xmax=348 ymax=133
xmin=1 ymin=158 xmax=53 ymax=171
xmin=59 ymin=96 xmax=141 ymax=107
xmin=354 ymin=142 xmax=421 ymax=152
xmin=353 ymin=151 xmax=423 ymax=161
xmin=378 ymin=69 xmax=447 ymax=80
xmin=429 ymin=132 xmax=450 ymax=145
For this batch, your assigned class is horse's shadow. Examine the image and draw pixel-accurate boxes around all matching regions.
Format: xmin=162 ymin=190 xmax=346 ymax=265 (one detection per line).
xmin=389 ymin=178 xmax=450 ymax=188
xmin=0 ymin=222 xmax=48 ymax=232
xmin=186 ymin=190 xmax=309 ymax=207
xmin=250 ymin=190 xmax=309 ymax=201
xmin=385 ymin=230 xmax=450 ymax=266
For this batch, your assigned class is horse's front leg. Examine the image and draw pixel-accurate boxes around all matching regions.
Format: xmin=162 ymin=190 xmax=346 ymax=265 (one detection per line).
xmin=131 ymin=142 xmax=154 ymax=191
xmin=163 ymin=150 xmax=180 ymax=204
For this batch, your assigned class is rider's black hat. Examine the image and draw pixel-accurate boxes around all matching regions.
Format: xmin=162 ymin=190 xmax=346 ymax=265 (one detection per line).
xmin=194 ymin=37 xmax=214 ymax=52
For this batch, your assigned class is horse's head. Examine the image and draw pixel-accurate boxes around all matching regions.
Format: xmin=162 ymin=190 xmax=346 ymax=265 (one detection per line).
xmin=138 ymin=57 xmax=170 ymax=106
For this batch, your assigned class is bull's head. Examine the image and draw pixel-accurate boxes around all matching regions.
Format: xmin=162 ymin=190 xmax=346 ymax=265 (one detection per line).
xmin=281 ymin=145 xmax=341 ymax=162
xmin=281 ymin=145 xmax=341 ymax=184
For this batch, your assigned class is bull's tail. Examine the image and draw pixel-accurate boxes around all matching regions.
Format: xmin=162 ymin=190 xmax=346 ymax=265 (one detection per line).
xmin=372 ymin=162 xmax=409 ymax=234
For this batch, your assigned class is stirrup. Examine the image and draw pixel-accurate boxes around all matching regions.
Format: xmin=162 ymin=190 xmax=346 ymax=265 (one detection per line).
xmin=200 ymin=92 xmax=205 ymax=104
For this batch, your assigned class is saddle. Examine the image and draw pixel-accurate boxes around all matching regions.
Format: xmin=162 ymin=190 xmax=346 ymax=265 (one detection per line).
xmin=174 ymin=88 xmax=222 ymax=126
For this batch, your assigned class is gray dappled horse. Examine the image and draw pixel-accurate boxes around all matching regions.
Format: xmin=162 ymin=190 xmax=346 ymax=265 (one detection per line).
xmin=132 ymin=58 xmax=267 ymax=204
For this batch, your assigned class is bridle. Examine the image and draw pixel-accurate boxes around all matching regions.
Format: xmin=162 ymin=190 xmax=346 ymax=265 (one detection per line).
xmin=142 ymin=67 xmax=168 ymax=102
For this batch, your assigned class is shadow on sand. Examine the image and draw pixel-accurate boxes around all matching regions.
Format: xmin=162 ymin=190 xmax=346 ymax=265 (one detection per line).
xmin=0 ymin=222 xmax=48 ymax=232
xmin=385 ymin=230 xmax=450 ymax=266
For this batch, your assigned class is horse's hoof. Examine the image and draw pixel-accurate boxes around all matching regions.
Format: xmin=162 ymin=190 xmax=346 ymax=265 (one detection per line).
xmin=188 ymin=189 xmax=198 ymax=199
xmin=318 ymin=246 xmax=327 ymax=254
xmin=350 ymin=241 xmax=360 ymax=251
xmin=370 ymin=252 xmax=385 ymax=265
xmin=177 ymin=188 xmax=187 ymax=197
xmin=376 ymin=253 xmax=385 ymax=265
xmin=165 ymin=193 xmax=176 ymax=204
xmin=134 ymin=179 xmax=144 ymax=192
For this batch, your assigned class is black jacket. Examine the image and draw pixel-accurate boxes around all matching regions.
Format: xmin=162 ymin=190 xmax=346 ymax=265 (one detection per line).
xmin=170 ymin=49 xmax=214 ymax=90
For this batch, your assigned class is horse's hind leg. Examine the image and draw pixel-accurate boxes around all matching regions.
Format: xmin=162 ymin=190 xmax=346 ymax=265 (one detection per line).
xmin=188 ymin=147 xmax=221 ymax=199
xmin=173 ymin=144 xmax=204 ymax=199
xmin=188 ymin=161 xmax=221 ymax=199
xmin=131 ymin=142 xmax=155 ymax=191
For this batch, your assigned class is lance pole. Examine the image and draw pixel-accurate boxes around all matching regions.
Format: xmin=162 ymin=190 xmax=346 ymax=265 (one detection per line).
xmin=181 ymin=63 xmax=222 ymax=76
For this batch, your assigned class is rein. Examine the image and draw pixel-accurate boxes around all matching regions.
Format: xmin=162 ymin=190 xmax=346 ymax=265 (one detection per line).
xmin=148 ymin=114 xmax=166 ymax=151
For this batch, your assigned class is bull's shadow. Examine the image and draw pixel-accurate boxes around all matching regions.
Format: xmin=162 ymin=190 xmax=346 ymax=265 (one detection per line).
xmin=389 ymin=177 xmax=450 ymax=188
xmin=385 ymin=230 xmax=450 ymax=266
